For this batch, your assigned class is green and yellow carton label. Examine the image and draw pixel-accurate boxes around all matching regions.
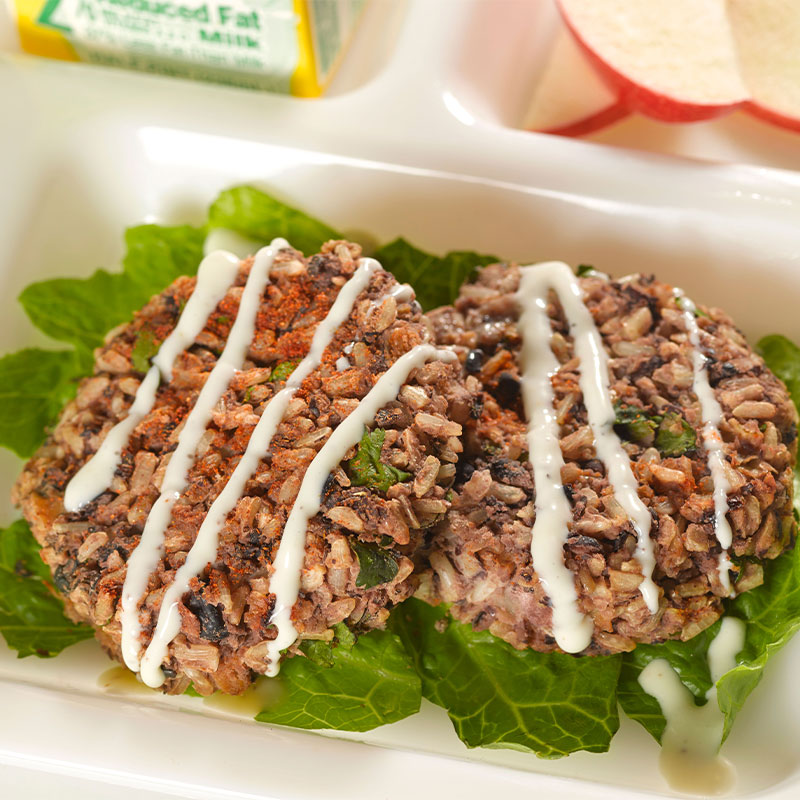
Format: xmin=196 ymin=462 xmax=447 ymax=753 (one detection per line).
xmin=12 ymin=0 xmax=366 ymax=95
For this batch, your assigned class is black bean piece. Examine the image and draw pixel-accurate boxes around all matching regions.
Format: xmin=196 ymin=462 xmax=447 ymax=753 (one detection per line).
xmin=375 ymin=403 xmax=411 ymax=429
xmin=631 ymin=355 xmax=665 ymax=380
xmin=185 ymin=594 xmax=227 ymax=643
xmin=307 ymin=254 xmax=329 ymax=276
xmin=490 ymin=457 xmax=532 ymax=489
xmin=469 ymin=395 xmax=484 ymax=419
xmin=465 ymin=349 xmax=484 ymax=374
xmin=456 ymin=460 xmax=476 ymax=485
xmin=709 ymin=361 xmax=739 ymax=386
xmin=569 ymin=535 xmax=602 ymax=553
xmin=495 ymin=372 xmax=521 ymax=406
xmin=53 ymin=561 xmax=76 ymax=592
xmin=322 ymin=473 xmax=336 ymax=499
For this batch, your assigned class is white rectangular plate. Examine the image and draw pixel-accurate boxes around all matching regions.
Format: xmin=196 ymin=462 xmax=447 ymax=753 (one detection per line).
xmin=2 ymin=2 xmax=800 ymax=797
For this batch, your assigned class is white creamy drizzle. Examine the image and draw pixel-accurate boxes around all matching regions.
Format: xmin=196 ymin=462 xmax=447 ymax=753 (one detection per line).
xmin=518 ymin=262 xmax=660 ymax=652
xmin=517 ymin=272 xmax=594 ymax=653
xmin=676 ymin=291 xmax=735 ymax=595
xmin=388 ymin=283 xmax=415 ymax=304
xmin=369 ymin=282 xmax=414 ymax=309
xmin=120 ymin=238 xmax=288 ymax=672
xmin=262 ymin=343 xmax=456 ymax=676
xmin=64 ymin=250 xmax=242 ymax=513
xmin=639 ymin=616 xmax=745 ymax=795
xmin=137 ymin=257 xmax=382 ymax=687
xmin=337 ymin=343 xmax=356 ymax=371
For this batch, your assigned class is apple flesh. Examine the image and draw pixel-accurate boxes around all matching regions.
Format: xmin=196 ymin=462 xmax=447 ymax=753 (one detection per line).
xmin=557 ymin=0 xmax=749 ymax=122
xmin=524 ymin=26 xmax=628 ymax=136
xmin=728 ymin=0 xmax=800 ymax=133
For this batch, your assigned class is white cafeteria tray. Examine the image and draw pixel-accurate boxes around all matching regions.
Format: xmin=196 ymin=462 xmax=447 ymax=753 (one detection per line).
xmin=2 ymin=1 xmax=800 ymax=798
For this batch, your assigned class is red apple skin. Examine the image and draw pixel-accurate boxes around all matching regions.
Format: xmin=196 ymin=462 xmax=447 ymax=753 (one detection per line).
xmin=557 ymin=2 xmax=745 ymax=123
xmin=539 ymin=101 xmax=630 ymax=137
xmin=744 ymin=102 xmax=800 ymax=134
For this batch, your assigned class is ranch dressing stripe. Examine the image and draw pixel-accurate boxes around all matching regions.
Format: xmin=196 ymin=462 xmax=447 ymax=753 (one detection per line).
xmin=369 ymin=282 xmax=413 ymax=312
xmin=389 ymin=283 xmax=415 ymax=303
xmin=558 ymin=266 xmax=659 ymax=613
xmin=638 ymin=617 xmax=744 ymax=794
xmin=518 ymin=269 xmax=594 ymax=653
xmin=519 ymin=263 xmax=661 ymax=651
xmin=120 ymin=239 xmax=288 ymax=672
xmin=675 ymin=291 xmax=735 ymax=595
xmin=138 ymin=257 xmax=382 ymax=687
xmin=263 ymin=343 xmax=457 ymax=676
xmin=64 ymin=250 xmax=242 ymax=513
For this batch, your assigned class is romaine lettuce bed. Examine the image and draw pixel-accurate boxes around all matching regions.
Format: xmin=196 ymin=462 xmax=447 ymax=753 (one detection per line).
xmin=1 ymin=185 xmax=798 ymax=756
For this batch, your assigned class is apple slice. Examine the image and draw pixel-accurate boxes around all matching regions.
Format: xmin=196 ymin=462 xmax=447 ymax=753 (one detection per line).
xmin=728 ymin=0 xmax=800 ymax=133
xmin=557 ymin=0 xmax=749 ymax=122
xmin=524 ymin=26 xmax=628 ymax=136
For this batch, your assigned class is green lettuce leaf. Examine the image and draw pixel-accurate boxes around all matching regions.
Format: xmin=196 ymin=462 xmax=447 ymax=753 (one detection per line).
xmin=617 ymin=624 xmax=720 ymax=742
xmin=19 ymin=225 xmax=205 ymax=352
xmin=8 ymin=224 xmax=204 ymax=455
xmin=256 ymin=624 xmax=420 ymax=732
xmin=758 ymin=334 xmax=800 ymax=404
xmin=716 ymin=549 xmax=800 ymax=740
xmin=759 ymin=334 xmax=800 ymax=520
xmin=20 ymin=269 xmax=145 ymax=352
xmin=390 ymin=599 xmax=621 ymax=757
xmin=0 ymin=347 xmax=92 ymax=457
xmin=208 ymin=188 xmax=500 ymax=311
xmin=0 ymin=520 xmax=94 ymax=658
xmin=122 ymin=224 xmax=207 ymax=293
xmin=0 ymin=519 xmax=51 ymax=581
xmin=208 ymin=186 xmax=340 ymax=255
xmin=619 ymin=546 xmax=800 ymax=743
xmin=373 ymin=238 xmax=499 ymax=311
xmin=620 ymin=333 xmax=800 ymax=743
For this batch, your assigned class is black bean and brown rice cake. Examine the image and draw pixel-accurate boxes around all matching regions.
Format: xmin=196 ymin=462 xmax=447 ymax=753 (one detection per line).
xmin=423 ymin=263 xmax=797 ymax=655
xmin=12 ymin=240 xmax=469 ymax=694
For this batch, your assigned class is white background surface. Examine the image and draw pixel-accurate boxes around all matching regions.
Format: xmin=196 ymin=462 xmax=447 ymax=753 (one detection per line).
xmin=1 ymin=1 xmax=800 ymax=798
